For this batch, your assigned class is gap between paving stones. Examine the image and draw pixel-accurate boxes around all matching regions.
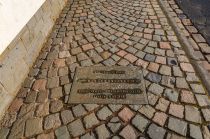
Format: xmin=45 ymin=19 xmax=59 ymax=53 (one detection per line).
xmin=158 ymin=0 xmax=210 ymax=94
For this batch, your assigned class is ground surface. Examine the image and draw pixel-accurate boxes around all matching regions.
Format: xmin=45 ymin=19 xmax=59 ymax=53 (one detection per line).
xmin=166 ymin=0 xmax=210 ymax=81
xmin=175 ymin=0 xmax=210 ymax=45
xmin=1 ymin=0 xmax=210 ymax=138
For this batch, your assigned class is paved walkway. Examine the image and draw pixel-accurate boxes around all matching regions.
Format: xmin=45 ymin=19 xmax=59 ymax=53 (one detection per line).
xmin=1 ymin=0 xmax=210 ymax=138
xmin=175 ymin=0 xmax=210 ymax=45
xmin=164 ymin=0 xmax=210 ymax=94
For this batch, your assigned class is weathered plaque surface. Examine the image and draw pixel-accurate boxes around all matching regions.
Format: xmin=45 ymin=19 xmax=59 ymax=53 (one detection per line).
xmin=68 ymin=66 xmax=148 ymax=104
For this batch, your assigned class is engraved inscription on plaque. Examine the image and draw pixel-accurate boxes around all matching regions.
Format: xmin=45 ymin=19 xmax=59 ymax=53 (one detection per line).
xmin=68 ymin=66 xmax=148 ymax=104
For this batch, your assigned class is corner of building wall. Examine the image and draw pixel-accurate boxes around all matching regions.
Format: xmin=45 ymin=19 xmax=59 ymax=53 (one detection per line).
xmin=0 ymin=0 xmax=68 ymax=120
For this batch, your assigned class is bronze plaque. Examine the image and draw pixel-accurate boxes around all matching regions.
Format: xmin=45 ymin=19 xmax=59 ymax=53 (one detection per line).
xmin=68 ymin=66 xmax=148 ymax=104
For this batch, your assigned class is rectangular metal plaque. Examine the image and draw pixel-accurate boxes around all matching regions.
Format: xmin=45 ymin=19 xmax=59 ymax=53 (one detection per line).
xmin=68 ymin=66 xmax=148 ymax=104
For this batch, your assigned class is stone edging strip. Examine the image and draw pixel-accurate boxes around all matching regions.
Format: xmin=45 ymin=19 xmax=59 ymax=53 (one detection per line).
xmin=157 ymin=0 xmax=210 ymax=93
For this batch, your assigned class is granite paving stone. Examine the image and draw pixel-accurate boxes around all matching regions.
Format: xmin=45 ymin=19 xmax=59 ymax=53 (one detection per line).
xmin=185 ymin=105 xmax=202 ymax=123
xmin=148 ymin=83 xmax=164 ymax=96
xmin=50 ymin=100 xmax=63 ymax=113
xmin=118 ymin=107 xmax=134 ymax=122
xmin=0 ymin=113 xmax=16 ymax=128
xmin=84 ymin=113 xmax=99 ymax=129
xmin=139 ymin=105 xmax=156 ymax=119
xmin=32 ymin=79 xmax=47 ymax=91
xmin=148 ymin=62 xmax=160 ymax=72
xmin=55 ymin=126 xmax=70 ymax=139
xmin=173 ymin=66 xmax=183 ymax=77
xmin=168 ymin=117 xmax=187 ymax=136
xmin=61 ymin=110 xmax=74 ymax=125
xmin=180 ymin=90 xmax=196 ymax=104
xmin=163 ymin=89 xmax=178 ymax=102
xmin=190 ymin=84 xmax=205 ymax=94
xmin=147 ymin=124 xmax=166 ymax=139
xmin=50 ymin=87 xmax=63 ymax=99
xmin=153 ymin=112 xmax=168 ymax=126
xmin=112 ymin=136 xmax=121 ymax=139
xmin=176 ymin=77 xmax=189 ymax=89
xmin=25 ymin=91 xmax=37 ymax=103
xmin=186 ymin=73 xmax=199 ymax=82
xmin=0 ymin=128 xmax=9 ymax=139
xmin=201 ymin=108 xmax=210 ymax=122
xmin=47 ymin=77 xmax=59 ymax=89
xmin=166 ymin=133 xmax=186 ymax=139
xmin=119 ymin=125 xmax=137 ymax=139
xmin=81 ymin=132 xmax=96 ymax=139
xmin=169 ymin=103 xmax=184 ymax=118
xmin=147 ymin=93 xmax=159 ymax=106
xmin=196 ymin=95 xmax=210 ymax=107
xmin=146 ymin=72 xmax=162 ymax=83
xmin=189 ymin=124 xmax=203 ymax=139
xmin=18 ymin=103 xmax=36 ymax=118
xmin=132 ymin=114 xmax=150 ymax=132
xmin=97 ymin=106 xmax=112 ymax=120
xmin=83 ymin=104 xmax=99 ymax=111
xmin=35 ymin=102 xmax=49 ymax=117
xmin=72 ymin=104 xmax=87 ymax=117
xmin=108 ymin=104 xmax=122 ymax=112
xmin=37 ymin=132 xmax=54 ymax=139
xmin=107 ymin=117 xmax=121 ymax=133
xmin=155 ymin=98 xmax=170 ymax=112
xmin=95 ymin=124 xmax=110 ymax=139
xmin=8 ymin=118 xmax=25 ymax=139
xmin=44 ymin=113 xmax=61 ymax=130
xmin=68 ymin=119 xmax=85 ymax=137
xmin=159 ymin=65 xmax=171 ymax=76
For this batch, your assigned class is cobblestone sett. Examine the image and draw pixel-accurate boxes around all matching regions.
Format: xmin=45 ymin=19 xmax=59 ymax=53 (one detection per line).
xmin=44 ymin=113 xmax=61 ymax=130
xmin=72 ymin=104 xmax=87 ymax=117
xmin=168 ymin=117 xmax=187 ymax=136
xmin=147 ymin=124 xmax=166 ymax=139
xmin=61 ymin=110 xmax=74 ymax=125
xmin=97 ymin=106 xmax=112 ymax=120
xmin=132 ymin=114 xmax=150 ymax=132
xmin=107 ymin=117 xmax=121 ymax=133
xmin=0 ymin=128 xmax=9 ymax=139
xmin=185 ymin=105 xmax=201 ymax=123
xmin=169 ymin=103 xmax=184 ymax=118
xmin=68 ymin=119 xmax=85 ymax=137
xmin=119 ymin=125 xmax=137 ymax=139
xmin=189 ymin=124 xmax=203 ymax=139
xmin=118 ymin=107 xmax=134 ymax=122
xmin=95 ymin=124 xmax=110 ymax=139
xmin=55 ymin=126 xmax=70 ymax=139
xmin=25 ymin=118 xmax=42 ymax=137
xmin=84 ymin=113 xmax=99 ymax=129
xmin=153 ymin=112 xmax=167 ymax=126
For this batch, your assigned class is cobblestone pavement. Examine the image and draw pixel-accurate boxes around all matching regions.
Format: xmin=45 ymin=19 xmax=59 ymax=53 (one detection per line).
xmin=162 ymin=0 xmax=210 ymax=93
xmin=175 ymin=0 xmax=210 ymax=45
xmin=1 ymin=0 xmax=210 ymax=138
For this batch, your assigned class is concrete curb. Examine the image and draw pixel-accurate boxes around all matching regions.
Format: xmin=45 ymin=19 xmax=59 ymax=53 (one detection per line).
xmin=157 ymin=0 xmax=210 ymax=93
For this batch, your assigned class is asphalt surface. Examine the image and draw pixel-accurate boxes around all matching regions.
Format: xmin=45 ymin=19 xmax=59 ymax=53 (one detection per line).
xmin=175 ymin=0 xmax=210 ymax=45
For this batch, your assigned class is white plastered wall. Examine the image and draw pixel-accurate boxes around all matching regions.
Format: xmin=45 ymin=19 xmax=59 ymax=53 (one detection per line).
xmin=0 ymin=0 xmax=45 ymax=55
